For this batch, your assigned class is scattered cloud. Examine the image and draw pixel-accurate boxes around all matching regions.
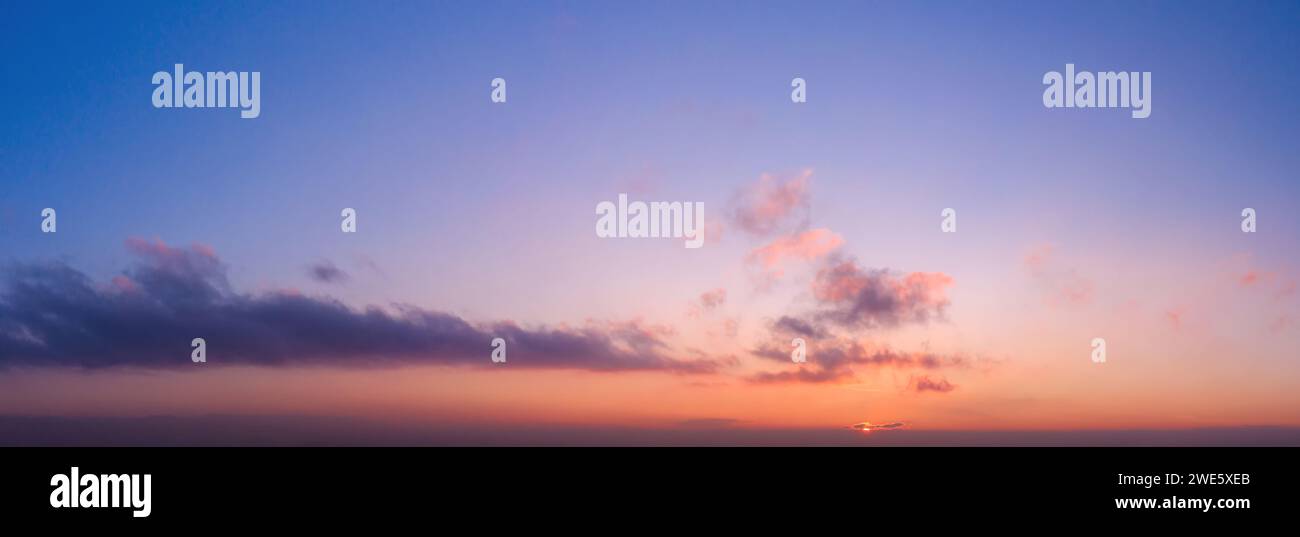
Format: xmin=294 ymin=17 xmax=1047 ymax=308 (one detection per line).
xmin=749 ymin=336 xmax=969 ymax=384
xmin=687 ymin=288 xmax=727 ymax=318
xmin=746 ymin=228 xmax=844 ymax=278
xmin=770 ymin=315 xmax=828 ymax=339
xmin=1240 ymin=270 xmax=1271 ymax=287
xmin=308 ymin=260 xmax=348 ymax=284
xmin=811 ymin=256 xmax=952 ymax=330
xmin=912 ymin=375 xmax=956 ymax=393
xmin=1023 ymin=243 xmax=1093 ymax=307
xmin=730 ymin=170 xmax=812 ymax=237
xmin=698 ymin=288 xmax=727 ymax=310
xmin=742 ymin=250 xmax=966 ymax=385
xmin=750 ymin=367 xmax=852 ymax=384
xmin=1237 ymin=267 xmax=1296 ymax=300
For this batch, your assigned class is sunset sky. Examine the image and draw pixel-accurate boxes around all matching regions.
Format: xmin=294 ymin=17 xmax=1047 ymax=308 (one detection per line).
xmin=2 ymin=1 xmax=1299 ymax=444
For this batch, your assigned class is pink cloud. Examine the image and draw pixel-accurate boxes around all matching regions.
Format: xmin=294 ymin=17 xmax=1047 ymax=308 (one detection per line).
xmin=1165 ymin=307 xmax=1186 ymax=331
xmin=810 ymin=258 xmax=953 ymax=329
xmin=1240 ymin=269 xmax=1274 ymax=287
xmin=699 ymin=288 xmax=727 ymax=309
xmin=1234 ymin=260 xmax=1297 ymax=301
xmin=125 ymin=237 xmax=216 ymax=260
xmin=1023 ymin=243 xmax=1094 ymax=307
xmin=746 ymin=228 xmax=844 ymax=277
xmin=730 ymin=170 xmax=812 ymax=236
xmin=687 ymin=288 xmax=728 ymax=318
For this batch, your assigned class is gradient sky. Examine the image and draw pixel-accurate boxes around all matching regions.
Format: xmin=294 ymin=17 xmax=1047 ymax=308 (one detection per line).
xmin=1 ymin=0 xmax=1299 ymax=443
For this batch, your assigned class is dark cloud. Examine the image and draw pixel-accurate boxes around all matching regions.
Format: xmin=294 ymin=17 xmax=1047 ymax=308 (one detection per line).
xmin=0 ymin=239 xmax=721 ymax=374
xmin=912 ymin=376 xmax=956 ymax=393
xmin=307 ymin=261 xmax=348 ymax=284
xmin=850 ymin=422 xmax=905 ymax=431
xmin=771 ymin=315 xmax=828 ymax=339
xmin=747 ymin=253 xmax=966 ymax=384
xmin=757 ymin=256 xmax=953 ymax=344
xmin=676 ymin=418 xmax=742 ymax=428
xmin=749 ymin=336 xmax=967 ymax=384
xmin=698 ymin=288 xmax=726 ymax=310
xmin=749 ymin=367 xmax=852 ymax=384
xmin=811 ymin=256 xmax=952 ymax=330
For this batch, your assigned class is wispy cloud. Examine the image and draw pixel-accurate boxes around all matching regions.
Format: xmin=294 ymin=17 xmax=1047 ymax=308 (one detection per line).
xmin=687 ymin=288 xmax=727 ymax=318
xmin=749 ymin=333 xmax=970 ymax=385
xmin=746 ymin=228 xmax=844 ymax=278
xmin=676 ymin=418 xmax=743 ymax=428
xmin=850 ymin=422 xmax=905 ymax=431
xmin=729 ymin=170 xmax=812 ymax=237
xmin=1023 ymin=243 xmax=1093 ymax=307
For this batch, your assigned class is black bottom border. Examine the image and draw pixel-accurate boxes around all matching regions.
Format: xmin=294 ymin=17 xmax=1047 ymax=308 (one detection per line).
xmin=1 ymin=447 xmax=1289 ymax=527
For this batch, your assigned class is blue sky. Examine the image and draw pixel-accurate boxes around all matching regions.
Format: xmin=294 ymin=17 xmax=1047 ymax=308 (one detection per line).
xmin=1 ymin=1 xmax=1298 ymax=437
